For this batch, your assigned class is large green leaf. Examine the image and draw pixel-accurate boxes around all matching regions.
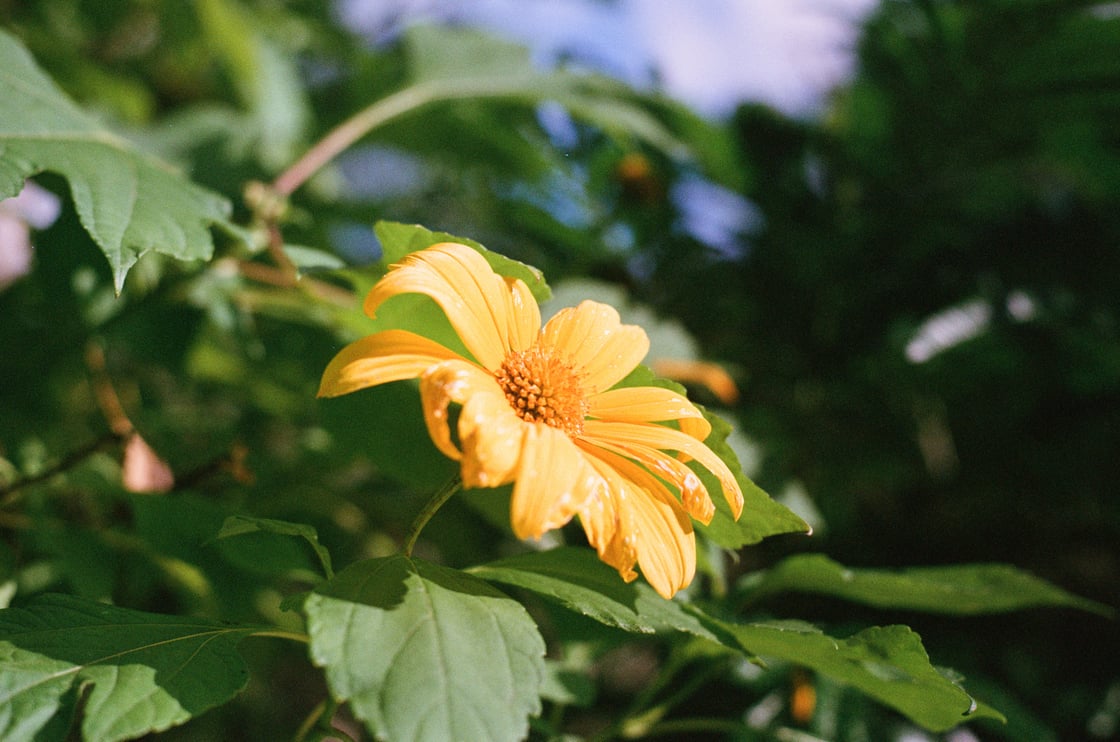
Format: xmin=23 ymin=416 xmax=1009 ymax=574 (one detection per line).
xmin=739 ymin=553 xmax=1113 ymax=616
xmin=469 ymin=545 xmax=1010 ymax=734
xmin=0 ymin=29 xmax=233 ymax=292
xmin=0 ymin=594 xmax=258 ymax=742
xmin=304 ymin=555 xmax=546 ymax=742
xmin=471 ymin=546 xmax=717 ymax=640
xmin=701 ymin=616 xmax=1005 ymax=732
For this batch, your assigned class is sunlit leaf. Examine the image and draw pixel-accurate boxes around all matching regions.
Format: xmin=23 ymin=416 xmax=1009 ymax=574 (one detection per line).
xmin=304 ymin=555 xmax=545 ymax=742
xmin=0 ymin=29 xmax=234 ymax=292
xmin=471 ymin=546 xmax=717 ymax=639
xmin=698 ymin=614 xmax=1005 ymax=732
xmin=0 ymin=594 xmax=258 ymax=742
xmin=739 ymin=553 xmax=1113 ymax=616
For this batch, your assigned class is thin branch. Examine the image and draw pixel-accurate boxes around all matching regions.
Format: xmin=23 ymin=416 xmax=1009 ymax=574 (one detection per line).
xmin=272 ymin=82 xmax=442 ymax=197
xmin=271 ymin=76 xmax=538 ymax=197
xmin=0 ymin=432 xmax=124 ymax=505
xmin=234 ymin=259 xmax=356 ymax=307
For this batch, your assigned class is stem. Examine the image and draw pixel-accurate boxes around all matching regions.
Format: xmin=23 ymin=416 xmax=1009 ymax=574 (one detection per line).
xmin=293 ymin=698 xmax=356 ymax=742
xmin=272 ymin=83 xmax=439 ymax=196
xmin=251 ymin=628 xmax=310 ymax=644
xmin=293 ymin=699 xmax=327 ymax=742
xmin=403 ymin=475 xmax=462 ymax=558
xmin=271 ymin=76 xmax=536 ymax=197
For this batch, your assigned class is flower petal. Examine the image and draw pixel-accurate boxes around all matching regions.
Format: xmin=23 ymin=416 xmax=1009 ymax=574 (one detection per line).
xmin=458 ymin=391 xmax=526 ymax=489
xmin=419 ymin=359 xmax=499 ymax=462
xmin=575 ymin=452 xmax=636 ymax=582
xmin=582 ymin=421 xmax=744 ymax=520
xmin=317 ymin=330 xmax=461 ymax=398
xmin=503 ymin=276 xmax=541 ymax=353
xmin=579 ymin=447 xmax=695 ymax=599
xmin=541 ymin=301 xmax=649 ymax=394
xmin=582 ymin=436 xmax=716 ymax=524
xmin=365 ymin=243 xmax=530 ymax=369
xmin=625 ymin=480 xmax=696 ymax=600
xmin=509 ymin=424 xmax=600 ymax=539
xmin=588 ymin=386 xmax=711 ymax=441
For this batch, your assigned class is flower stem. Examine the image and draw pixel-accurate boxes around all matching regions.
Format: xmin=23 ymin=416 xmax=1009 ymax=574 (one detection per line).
xmin=403 ymin=475 xmax=462 ymax=558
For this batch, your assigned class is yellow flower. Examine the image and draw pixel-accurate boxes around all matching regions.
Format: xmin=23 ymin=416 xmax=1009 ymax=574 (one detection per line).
xmin=319 ymin=243 xmax=744 ymax=598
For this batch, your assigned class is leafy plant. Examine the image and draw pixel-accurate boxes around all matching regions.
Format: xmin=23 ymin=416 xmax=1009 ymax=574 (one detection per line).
xmin=0 ymin=4 xmax=1112 ymax=741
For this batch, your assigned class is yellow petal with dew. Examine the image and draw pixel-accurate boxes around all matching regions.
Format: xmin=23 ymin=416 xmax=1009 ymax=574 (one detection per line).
xmin=458 ymin=390 xmax=527 ymax=489
xmin=583 ymin=436 xmax=716 ymax=524
xmin=510 ymin=423 xmax=598 ymax=539
xmin=577 ymin=452 xmax=639 ymax=584
xmin=583 ymin=420 xmax=744 ymax=519
xmin=365 ymin=243 xmax=519 ymax=369
xmin=418 ymin=359 xmax=497 ymax=462
xmin=586 ymin=446 xmax=697 ymax=598
xmin=541 ymin=301 xmax=649 ymax=394
xmin=588 ymin=386 xmax=711 ymax=441
xmin=576 ymin=449 xmax=695 ymax=597
xmin=317 ymin=330 xmax=461 ymax=398
xmin=566 ymin=450 xmax=618 ymax=565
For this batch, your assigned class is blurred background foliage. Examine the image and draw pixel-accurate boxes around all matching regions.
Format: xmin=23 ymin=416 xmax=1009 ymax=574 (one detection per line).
xmin=0 ymin=0 xmax=1117 ymax=740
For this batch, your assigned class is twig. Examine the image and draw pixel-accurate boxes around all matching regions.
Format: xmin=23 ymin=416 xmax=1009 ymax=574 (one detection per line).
xmin=0 ymin=432 xmax=124 ymax=505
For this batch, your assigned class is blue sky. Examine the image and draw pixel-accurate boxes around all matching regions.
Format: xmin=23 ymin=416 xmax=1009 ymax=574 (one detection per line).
xmin=339 ymin=0 xmax=880 ymax=118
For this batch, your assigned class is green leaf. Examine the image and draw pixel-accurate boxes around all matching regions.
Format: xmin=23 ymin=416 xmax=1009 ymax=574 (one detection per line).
xmin=282 ymin=244 xmax=347 ymax=275
xmin=739 ymin=554 xmax=1114 ymax=616
xmin=699 ymin=614 xmax=1005 ymax=732
xmin=212 ymin=515 xmax=335 ymax=580
xmin=697 ymin=408 xmax=810 ymax=548
xmin=0 ymin=29 xmax=233 ymax=292
xmin=374 ymin=220 xmax=551 ymax=301
xmin=304 ymin=555 xmax=545 ymax=742
xmin=0 ymin=594 xmax=258 ymax=742
xmin=471 ymin=547 xmax=717 ymax=640
xmin=611 ymin=365 xmax=809 ymax=549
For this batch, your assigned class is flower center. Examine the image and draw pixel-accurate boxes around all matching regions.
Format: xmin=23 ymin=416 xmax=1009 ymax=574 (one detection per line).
xmin=495 ymin=346 xmax=588 ymax=435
